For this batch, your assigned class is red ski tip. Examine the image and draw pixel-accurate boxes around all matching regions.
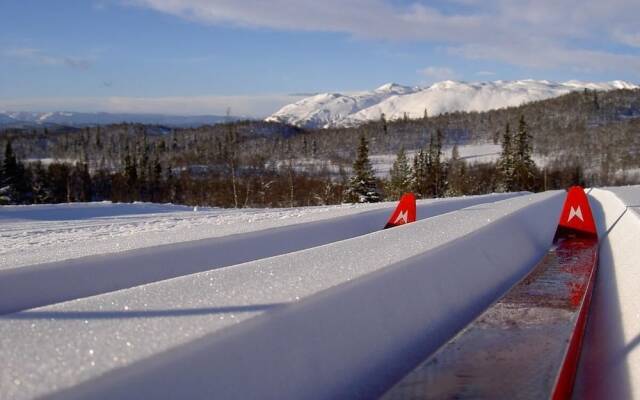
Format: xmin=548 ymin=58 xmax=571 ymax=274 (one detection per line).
xmin=554 ymin=186 xmax=598 ymax=242
xmin=384 ymin=193 xmax=417 ymax=229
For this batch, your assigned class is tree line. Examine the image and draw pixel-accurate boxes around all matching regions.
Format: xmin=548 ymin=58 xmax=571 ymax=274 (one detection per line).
xmin=0 ymin=113 xmax=620 ymax=207
xmin=2 ymin=88 xmax=640 ymax=207
xmin=345 ymin=115 xmax=540 ymax=203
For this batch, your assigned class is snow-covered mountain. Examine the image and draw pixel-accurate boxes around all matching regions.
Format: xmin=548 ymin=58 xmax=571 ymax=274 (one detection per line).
xmin=267 ymin=80 xmax=639 ymax=128
xmin=0 ymin=111 xmax=235 ymax=128
xmin=266 ymin=83 xmax=417 ymax=129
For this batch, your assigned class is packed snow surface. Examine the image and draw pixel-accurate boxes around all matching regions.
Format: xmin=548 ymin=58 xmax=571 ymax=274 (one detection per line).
xmin=2 ymin=187 xmax=640 ymax=399
xmin=0 ymin=201 xmax=392 ymax=269
xmin=0 ymin=192 xmax=560 ymax=400
xmin=0 ymin=194 xmax=522 ymax=314
xmin=266 ymin=80 xmax=639 ymax=128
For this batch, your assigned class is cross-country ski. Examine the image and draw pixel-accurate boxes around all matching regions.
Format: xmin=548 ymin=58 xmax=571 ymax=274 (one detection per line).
xmin=382 ymin=187 xmax=600 ymax=399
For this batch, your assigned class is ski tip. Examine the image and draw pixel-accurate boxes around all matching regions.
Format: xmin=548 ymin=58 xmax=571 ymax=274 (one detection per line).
xmin=554 ymin=186 xmax=598 ymax=242
xmin=384 ymin=192 xmax=417 ymax=229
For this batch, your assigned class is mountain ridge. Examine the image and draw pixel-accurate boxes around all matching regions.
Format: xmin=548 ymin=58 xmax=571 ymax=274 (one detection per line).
xmin=266 ymin=79 xmax=639 ymax=129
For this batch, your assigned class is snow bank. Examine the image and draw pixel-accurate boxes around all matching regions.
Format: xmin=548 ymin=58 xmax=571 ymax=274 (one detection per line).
xmin=0 ymin=194 xmax=521 ymax=314
xmin=0 ymin=191 xmax=560 ymax=400
xmin=574 ymin=186 xmax=640 ymax=399
xmin=0 ymin=201 xmax=394 ymax=269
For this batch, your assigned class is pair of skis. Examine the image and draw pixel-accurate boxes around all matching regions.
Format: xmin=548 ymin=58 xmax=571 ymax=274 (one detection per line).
xmin=382 ymin=187 xmax=598 ymax=399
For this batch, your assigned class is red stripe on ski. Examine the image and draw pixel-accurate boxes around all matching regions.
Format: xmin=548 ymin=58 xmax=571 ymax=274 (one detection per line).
xmin=552 ymin=186 xmax=599 ymax=399
xmin=552 ymin=249 xmax=598 ymax=400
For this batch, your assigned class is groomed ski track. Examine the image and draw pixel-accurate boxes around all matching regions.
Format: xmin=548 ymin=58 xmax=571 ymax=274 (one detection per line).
xmin=2 ymin=192 xmax=561 ymax=400
xmin=1 ymin=188 xmax=640 ymax=399
xmin=0 ymin=193 xmax=520 ymax=314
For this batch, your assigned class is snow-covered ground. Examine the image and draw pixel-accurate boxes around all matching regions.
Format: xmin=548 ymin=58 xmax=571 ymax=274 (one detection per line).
xmin=0 ymin=201 xmax=391 ymax=270
xmin=0 ymin=194 xmax=522 ymax=314
xmin=0 ymin=195 xmax=521 ymax=272
xmin=284 ymin=142 xmax=552 ymax=179
xmin=369 ymin=143 xmax=503 ymax=176
xmin=1 ymin=187 xmax=640 ymax=399
xmin=0 ymin=192 xmax=553 ymax=400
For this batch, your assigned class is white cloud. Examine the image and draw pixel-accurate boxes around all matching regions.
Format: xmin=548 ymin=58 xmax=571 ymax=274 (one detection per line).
xmin=450 ymin=42 xmax=640 ymax=73
xmin=0 ymin=94 xmax=304 ymax=117
xmin=4 ymin=48 xmax=93 ymax=70
xmin=613 ymin=29 xmax=640 ymax=48
xmin=126 ymin=0 xmax=640 ymax=77
xmin=419 ymin=67 xmax=456 ymax=82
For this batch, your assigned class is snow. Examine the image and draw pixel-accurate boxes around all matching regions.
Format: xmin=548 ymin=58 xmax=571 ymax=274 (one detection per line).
xmin=369 ymin=143 xmax=503 ymax=177
xmin=266 ymin=83 xmax=417 ymax=128
xmin=0 ymin=191 xmax=559 ymax=400
xmin=0 ymin=194 xmax=521 ymax=314
xmin=2 ymin=187 xmax=640 ymax=399
xmin=266 ymin=80 xmax=639 ymax=128
xmin=0 ymin=201 xmax=388 ymax=270
xmin=22 ymin=158 xmax=78 ymax=166
xmin=574 ymin=186 xmax=640 ymax=399
xmin=281 ymin=143 xmax=504 ymax=178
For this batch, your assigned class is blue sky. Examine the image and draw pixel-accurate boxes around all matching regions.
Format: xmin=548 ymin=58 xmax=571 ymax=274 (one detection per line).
xmin=1 ymin=0 xmax=640 ymax=116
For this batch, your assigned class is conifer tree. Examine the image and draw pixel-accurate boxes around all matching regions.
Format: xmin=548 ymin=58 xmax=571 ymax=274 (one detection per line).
xmin=150 ymin=157 xmax=163 ymax=202
xmin=124 ymin=154 xmax=138 ymax=201
xmin=346 ymin=134 xmax=380 ymax=203
xmin=412 ymin=149 xmax=428 ymax=197
xmin=387 ymin=147 xmax=413 ymax=200
xmin=380 ymin=113 xmax=388 ymax=136
xmin=512 ymin=115 xmax=537 ymax=191
xmin=498 ymin=122 xmax=515 ymax=191
xmin=80 ymin=163 xmax=92 ymax=202
xmin=0 ymin=141 xmax=28 ymax=204
xmin=446 ymin=143 xmax=466 ymax=196
xmin=30 ymin=161 xmax=51 ymax=204
xmin=224 ymin=122 xmax=240 ymax=208
xmin=427 ymin=130 xmax=445 ymax=197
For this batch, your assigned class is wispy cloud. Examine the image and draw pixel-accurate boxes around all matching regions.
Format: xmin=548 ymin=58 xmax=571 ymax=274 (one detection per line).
xmin=613 ymin=29 xmax=640 ymax=48
xmin=450 ymin=42 xmax=640 ymax=73
xmin=419 ymin=66 xmax=456 ymax=82
xmin=126 ymin=0 xmax=640 ymax=77
xmin=4 ymin=47 xmax=94 ymax=70
xmin=288 ymin=92 xmax=319 ymax=97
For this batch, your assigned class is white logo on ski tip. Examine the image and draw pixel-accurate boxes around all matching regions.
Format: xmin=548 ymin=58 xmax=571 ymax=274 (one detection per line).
xmin=568 ymin=206 xmax=584 ymax=222
xmin=394 ymin=210 xmax=409 ymax=224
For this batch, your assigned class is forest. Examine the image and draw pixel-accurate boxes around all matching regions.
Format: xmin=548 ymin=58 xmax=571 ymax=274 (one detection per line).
xmin=1 ymin=88 xmax=639 ymax=207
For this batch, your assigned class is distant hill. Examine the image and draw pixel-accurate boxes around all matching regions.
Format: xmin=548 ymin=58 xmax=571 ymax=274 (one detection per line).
xmin=266 ymin=80 xmax=639 ymax=128
xmin=0 ymin=111 xmax=241 ymax=129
